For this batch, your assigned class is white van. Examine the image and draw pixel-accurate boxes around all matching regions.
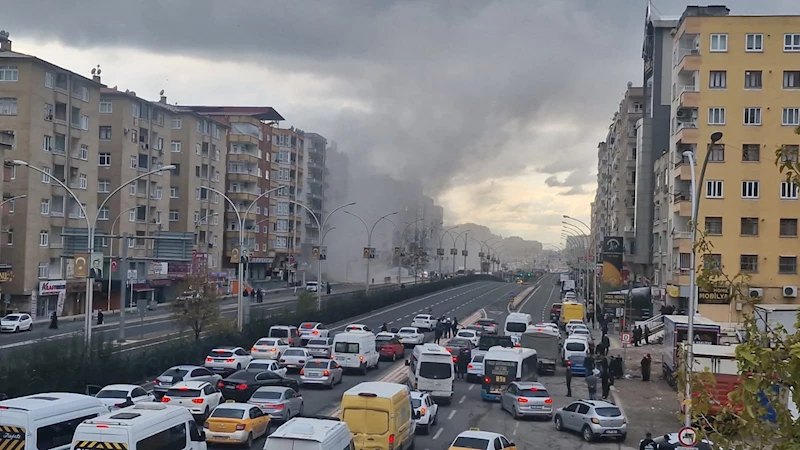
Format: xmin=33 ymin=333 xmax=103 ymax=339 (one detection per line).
xmin=0 ymin=392 xmax=108 ymax=450
xmin=332 ymin=330 xmax=380 ymax=374
xmin=71 ymin=403 xmax=207 ymax=450
xmin=562 ymin=337 xmax=589 ymax=365
xmin=264 ymin=417 xmax=353 ymax=450
xmin=406 ymin=344 xmax=455 ymax=404
xmin=504 ymin=313 xmax=533 ymax=338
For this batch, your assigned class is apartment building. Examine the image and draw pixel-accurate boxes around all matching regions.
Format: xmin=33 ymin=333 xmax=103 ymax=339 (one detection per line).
xmin=271 ymin=127 xmax=304 ymax=280
xmin=301 ymin=132 xmax=326 ymax=261
xmin=592 ymin=140 xmax=611 ymax=255
xmin=188 ymin=106 xmax=284 ymax=281
xmin=652 ymin=150 xmax=670 ymax=306
xmin=0 ymin=32 xmax=103 ymax=317
xmin=667 ymin=5 xmax=800 ymax=321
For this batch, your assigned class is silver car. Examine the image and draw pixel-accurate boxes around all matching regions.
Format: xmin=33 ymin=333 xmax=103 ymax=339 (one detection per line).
xmin=300 ymin=359 xmax=343 ymax=388
xmin=500 ymin=381 xmax=554 ymax=419
xmin=554 ymin=399 xmax=628 ymax=442
xmin=305 ymin=337 xmax=334 ymax=359
xmin=152 ymin=365 xmax=222 ymax=399
xmin=247 ymin=386 xmax=303 ymax=421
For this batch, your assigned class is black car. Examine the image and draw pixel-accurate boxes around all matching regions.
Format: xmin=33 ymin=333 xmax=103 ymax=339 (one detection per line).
xmin=217 ymin=369 xmax=300 ymax=403
xmin=446 ymin=338 xmax=474 ymax=360
xmin=477 ymin=335 xmax=513 ymax=352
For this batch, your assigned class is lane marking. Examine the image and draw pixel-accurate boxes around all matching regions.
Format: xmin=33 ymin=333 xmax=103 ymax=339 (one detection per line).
xmin=447 ymin=410 xmax=457 ymax=420
xmin=433 ymin=428 xmax=444 ymax=440
xmin=458 ymin=395 xmax=466 ymax=404
xmin=468 ymin=384 xmax=474 ymax=391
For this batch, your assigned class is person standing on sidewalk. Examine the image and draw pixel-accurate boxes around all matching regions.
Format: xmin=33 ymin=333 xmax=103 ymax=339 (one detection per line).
xmin=434 ymin=323 xmax=443 ymax=344
xmin=565 ymin=362 xmax=573 ymax=397
xmin=601 ymin=318 xmax=609 ymax=336
xmin=601 ymin=334 xmax=610 ymax=356
xmin=641 ymin=353 xmax=652 ymax=381
xmin=601 ymin=368 xmax=611 ymax=399
xmin=97 ymin=309 xmax=104 ymax=325
xmin=585 ymin=370 xmax=599 ymax=400
xmin=643 ymin=324 xmax=650 ymax=345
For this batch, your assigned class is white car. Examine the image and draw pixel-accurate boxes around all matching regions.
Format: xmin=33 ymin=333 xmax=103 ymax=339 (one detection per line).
xmin=566 ymin=323 xmax=588 ymax=334
xmin=1 ymin=313 xmax=32 ymax=332
xmin=279 ymin=348 xmax=311 ymax=371
xmin=397 ymin=327 xmax=424 ymax=346
xmin=305 ymin=281 xmax=319 ymax=292
xmin=204 ymin=347 xmax=253 ymax=373
xmin=298 ymin=322 xmax=329 ymax=343
xmin=411 ymin=391 xmax=439 ymax=434
xmin=411 ymin=314 xmax=437 ymax=331
xmin=450 ymin=430 xmax=516 ymax=450
xmin=251 ymin=338 xmax=290 ymax=360
xmin=345 ymin=323 xmax=371 ymax=332
xmin=94 ymin=384 xmax=155 ymax=411
xmin=467 ymin=354 xmax=485 ymax=383
xmin=246 ymin=359 xmax=288 ymax=377
xmin=161 ymin=380 xmax=223 ymax=418
xmin=455 ymin=329 xmax=480 ymax=347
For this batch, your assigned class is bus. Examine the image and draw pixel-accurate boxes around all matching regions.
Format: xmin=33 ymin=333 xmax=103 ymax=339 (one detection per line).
xmin=480 ymin=347 xmax=538 ymax=402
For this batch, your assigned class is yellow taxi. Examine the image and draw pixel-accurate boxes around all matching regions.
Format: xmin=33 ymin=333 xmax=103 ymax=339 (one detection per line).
xmin=448 ymin=429 xmax=517 ymax=450
xmin=203 ymin=402 xmax=270 ymax=447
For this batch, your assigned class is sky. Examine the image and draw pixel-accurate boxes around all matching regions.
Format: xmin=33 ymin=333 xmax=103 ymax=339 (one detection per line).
xmin=5 ymin=0 xmax=800 ymax=247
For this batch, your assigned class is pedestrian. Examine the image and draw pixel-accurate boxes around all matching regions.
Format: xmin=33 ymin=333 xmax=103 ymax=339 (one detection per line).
xmin=585 ymin=370 xmax=599 ymax=400
xmin=445 ymin=317 xmax=453 ymax=338
xmin=565 ymin=361 xmax=573 ymax=397
xmin=601 ymin=369 xmax=611 ymax=399
xmin=326 ymin=283 xmax=332 ymax=294
xmin=643 ymin=324 xmax=650 ymax=345
xmin=97 ymin=309 xmax=104 ymax=325
xmin=584 ymin=355 xmax=595 ymax=373
xmin=640 ymin=432 xmax=656 ymax=450
xmin=601 ymin=320 xmax=609 ymax=336
xmin=49 ymin=311 xmax=58 ymax=329
xmin=601 ymin=334 xmax=610 ymax=356
xmin=456 ymin=351 xmax=469 ymax=380
xmin=633 ymin=326 xmax=640 ymax=347
xmin=641 ymin=353 xmax=652 ymax=382
xmin=256 ymin=288 xmax=263 ymax=303
xmin=434 ymin=323 xmax=443 ymax=344
xmin=451 ymin=318 xmax=458 ymax=337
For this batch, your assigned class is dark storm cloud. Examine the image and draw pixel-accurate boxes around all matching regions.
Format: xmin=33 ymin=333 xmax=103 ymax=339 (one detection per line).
xmin=544 ymin=170 xmax=593 ymax=188
xmin=5 ymin=0 xmax=800 ymax=197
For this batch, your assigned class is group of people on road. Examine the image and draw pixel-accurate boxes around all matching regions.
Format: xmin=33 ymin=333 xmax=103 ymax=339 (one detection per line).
xmin=633 ymin=324 xmax=650 ymax=346
xmin=434 ymin=314 xmax=458 ymax=343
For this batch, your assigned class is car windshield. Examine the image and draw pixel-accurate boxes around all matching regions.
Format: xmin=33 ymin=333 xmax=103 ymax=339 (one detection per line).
xmin=256 ymin=339 xmax=277 ymax=346
xmin=161 ymin=368 xmax=190 ymax=380
xmin=269 ymin=329 xmax=290 ymax=338
xmin=451 ymin=437 xmax=489 ymax=449
xmin=2 ymin=315 xmax=20 ymax=321
xmin=419 ymin=362 xmax=452 ymax=379
xmin=449 ymin=339 xmax=470 ymax=347
xmin=305 ymin=361 xmax=328 ymax=369
xmin=595 ymin=407 xmax=622 ymax=417
xmin=284 ymin=349 xmax=304 ymax=356
xmin=520 ymin=388 xmax=550 ymax=398
xmin=96 ymin=389 xmax=129 ymax=399
xmin=166 ymin=388 xmax=202 ymax=398
xmin=210 ymin=408 xmax=245 ymax=419
xmin=248 ymin=362 xmax=273 ymax=370
xmin=478 ymin=336 xmax=513 ymax=350
xmin=251 ymin=391 xmax=282 ymax=400
xmin=335 ymin=342 xmax=359 ymax=353
xmin=375 ymin=335 xmax=393 ymax=342
xmin=477 ymin=320 xmax=494 ymax=325
xmin=399 ymin=328 xmax=416 ymax=334
xmin=506 ymin=322 xmax=527 ymax=333
xmin=566 ymin=342 xmax=586 ymax=351
xmin=414 ymin=315 xmax=429 ymax=320
xmin=457 ymin=331 xmax=475 ymax=337
xmin=411 ymin=398 xmax=422 ymax=408
xmin=307 ymin=339 xmax=328 ymax=346
xmin=210 ymin=350 xmax=234 ymax=357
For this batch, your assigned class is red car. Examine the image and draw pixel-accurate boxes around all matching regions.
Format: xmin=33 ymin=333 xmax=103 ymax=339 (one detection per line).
xmin=375 ymin=333 xmax=405 ymax=361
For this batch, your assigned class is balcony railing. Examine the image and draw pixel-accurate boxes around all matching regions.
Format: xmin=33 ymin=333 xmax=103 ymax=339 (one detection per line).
xmin=674 ymin=231 xmax=692 ymax=239
xmin=674 ymin=47 xmax=700 ymax=67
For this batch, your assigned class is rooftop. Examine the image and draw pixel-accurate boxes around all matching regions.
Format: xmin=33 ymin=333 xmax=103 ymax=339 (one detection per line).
xmin=184 ymin=106 xmax=284 ymax=122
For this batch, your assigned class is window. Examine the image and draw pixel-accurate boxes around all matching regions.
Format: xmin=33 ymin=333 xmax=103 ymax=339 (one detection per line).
xmin=156 ymin=112 xmax=165 ymax=127
xmin=79 ymin=144 xmax=88 ymax=160
xmin=129 ymin=209 xmax=136 ymax=222
xmin=98 ymin=207 xmax=110 ymax=221
xmin=740 ymin=255 xmax=758 ymax=273
xmin=130 ymin=156 xmax=138 ymax=169
xmin=741 ymin=181 xmax=759 ymax=199
xmin=706 ymin=180 xmax=723 ymax=198
xmin=744 ymin=71 xmax=762 ymax=89
xmin=135 ymin=422 xmax=186 ymax=450
xmin=38 ymin=262 xmax=48 ymax=279
xmin=156 ymin=137 xmax=164 ymax=151
xmin=172 ymin=163 xmax=180 ymax=175
xmin=784 ymin=34 xmax=800 ymax=52
xmin=39 ymin=231 xmax=49 ymax=247
xmin=171 ymin=118 xmax=182 ymax=129
xmin=98 ymin=152 xmax=111 ymax=167
xmin=79 ymin=174 xmax=87 ymax=189
xmin=171 ymin=141 xmax=181 ymax=153
xmin=170 ymin=187 xmax=179 ymax=198
xmin=708 ymin=107 xmax=725 ymax=125
xmin=783 ymin=108 xmax=800 ymax=126
xmin=169 ymin=210 xmax=179 ymax=222
xmin=41 ymin=166 xmax=51 ymax=184
xmin=40 ymin=199 xmax=50 ymax=215
xmin=45 ymin=71 xmax=54 ymax=88
xmin=277 ymin=219 xmax=289 ymax=232
xmin=99 ymin=101 xmax=112 ymax=114
xmin=0 ymin=66 xmax=18 ymax=82
xmin=708 ymin=144 xmax=724 ymax=162
xmin=780 ymin=218 xmax=798 ymax=237
xmin=782 ymin=145 xmax=800 ymax=163
xmin=705 ymin=217 xmax=723 ymax=235
xmin=741 ymin=217 xmax=759 ymax=236
xmin=0 ymin=98 xmax=17 ymax=115
xmin=704 ymin=254 xmax=722 ymax=270
xmin=195 ymin=143 xmax=201 ymax=155
xmin=785 ymin=71 xmax=800 ymax=89
xmin=6 ymin=165 xmax=14 ymax=182
xmin=744 ymin=107 xmax=761 ymax=125
xmin=98 ymin=179 xmax=110 ymax=193
xmin=277 ymin=202 xmax=290 ymax=215
xmin=710 ymin=34 xmax=728 ymax=52
xmin=709 ymin=71 xmax=726 ymax=88
xmin=781 ymin=182 xmax=799 ymax=199
xmin=746 ymin=33 xmax=763 ymax=52
xmin=54 ymin=133 xmax=66 ymax=153
xmin=129 ymin=183 xmax=137 ymax=196
xmin=780 ymin=256 xmax=798 ymax=274
xmin=4 ymin=229 xmax=11 ymax=246
xmin=99 ymin=126 xmax=112 ymax=140
xmin=275 ymin=236 xmax=288 ymax=249
xmin=154 ymin=186 xmax=163 ymax=200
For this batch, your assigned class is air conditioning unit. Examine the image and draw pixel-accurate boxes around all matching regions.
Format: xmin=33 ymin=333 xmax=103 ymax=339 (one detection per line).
xmin=748 ymin=287 xmax=763 ymax=299
xmin=783 ymin=285 xmax=798 ymax=298
xmin=676 ymin=107 xmax=694 ymax=122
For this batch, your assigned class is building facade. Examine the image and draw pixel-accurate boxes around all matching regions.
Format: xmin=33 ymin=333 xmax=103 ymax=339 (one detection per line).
xmin=271 ymin=127 xmax=305 ymax=281
xmin=301 ymin=132 xmax=326 ymax=268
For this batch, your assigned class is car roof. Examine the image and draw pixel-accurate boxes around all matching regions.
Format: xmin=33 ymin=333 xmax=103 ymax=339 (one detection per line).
xmin=376 ymin=332 xmax=396 ymax=337
xmin=398 ymin=327 xmax=418 ymax=331
xmin=100 ymin=384 xmax=140 ymax=391
xmin=255 ymin=386 xmax=289 ymax=392
xmin=213 ymin=402 xmax=252 ymax=411
xmin=210 ymin=346 xmax=240 ymax=351
xmin=513 ymin=381 xmax=546 ymax=390
xmin=577 ymin=399 xmax=619 ymax=409
xmin=455 ymin=430 xmax=505 ymax=440
xmin=167 ymin=365 xmax=204 ymax=371
xmin=410 ymin=391 xmax=428 ymax=399
xmin=171 ymin=380 xmax=209 ymax=389
xmin=271 ymin=325 xmax=297 ymax=329
xmin=457 ymin=329 xmax=476 ymax=334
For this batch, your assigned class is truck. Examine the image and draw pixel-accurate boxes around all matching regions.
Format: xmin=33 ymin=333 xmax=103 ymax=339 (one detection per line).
xmin=559 ymin=301 xmax=585 ymax=328
xmin=561 ymin=279 xmax=576 ymax=294
xmin=681 ymin=343 xmax=740 ymax=416
xmin=520 ymin=329 xmax=559 ymax=375
xmin=661 ymin=314 xmax=721 ymax=387
xmin=755 ymin=304 xmax=800 ymax=340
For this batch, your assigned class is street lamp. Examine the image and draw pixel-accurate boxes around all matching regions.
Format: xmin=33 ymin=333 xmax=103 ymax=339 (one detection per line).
xmin=0 ymin=194 xmax=26 ymax=208
xmin=201 ymin=185 xmax=285 ymax=330
xmin=438 ymin=226 xmax=460 ymax=277
xmin=449 ymin=230 xmax=470 ymax=274
xmin=344 ymin=211 xmax=398 ymax=294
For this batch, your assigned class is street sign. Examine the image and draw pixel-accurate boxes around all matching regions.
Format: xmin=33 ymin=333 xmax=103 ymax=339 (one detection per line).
xmin=311 ymin=246 xmax=320 ymax=260
xmin=450 ymin=248 xmax=458 ymax=255
xmin=437 ymin=248 xmax=444 ymax=256
xmin=620 ymin=331 xmax=631 ymax=346
xmin=110 ymin=260 xmax=118 ymax=272
xmin=319 ymin=246 xmax=327 ymax=260
xmin=126 ymin=269 xmax=138 ymax=285
xmin=462 ymin=250 xmax=468 ymax=256
xmin=363 ymin=247 xmax=375 ymax=259
xmin=678 ymin=426 xmax=698 ymax=446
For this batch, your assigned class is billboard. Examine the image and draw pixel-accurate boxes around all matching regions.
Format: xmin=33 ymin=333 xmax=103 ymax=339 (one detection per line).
xmin=602 ymin=236 xmax=623 ymax=287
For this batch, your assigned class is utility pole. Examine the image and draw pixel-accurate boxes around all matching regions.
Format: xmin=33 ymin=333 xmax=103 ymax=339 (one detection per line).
xmin=118 ymin=233 xmax=129 ymax=343
xmin=462 ymin=232 xmax=468 ymax=273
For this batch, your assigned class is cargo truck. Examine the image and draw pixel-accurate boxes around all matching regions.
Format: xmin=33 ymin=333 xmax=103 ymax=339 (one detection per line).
xmin=755 ymin=304 xmax=800 ymax=341
xmin=661 ymin=314 xmax=721 ymax=387
xmin=520 ymin=329 xmax=559 ymax=375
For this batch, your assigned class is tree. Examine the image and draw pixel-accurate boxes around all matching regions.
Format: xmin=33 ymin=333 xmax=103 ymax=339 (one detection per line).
xmin=296 ymin=291 xmax=316 ymax=315
xmin=170 ymin=270 xmax=222 ymax=340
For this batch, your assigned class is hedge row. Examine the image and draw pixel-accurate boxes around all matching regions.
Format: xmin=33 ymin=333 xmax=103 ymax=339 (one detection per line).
xmin=0 ymin=275 xmax=498 ymax=399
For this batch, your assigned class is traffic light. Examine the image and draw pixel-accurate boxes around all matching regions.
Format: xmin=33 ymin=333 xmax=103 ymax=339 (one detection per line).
xmin=527 ymin=273 xmax=531 ymax=277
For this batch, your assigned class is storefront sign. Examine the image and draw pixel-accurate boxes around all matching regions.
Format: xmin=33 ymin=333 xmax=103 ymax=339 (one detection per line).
xmin=39 ymin=280 xmax=67 ymax=296
xmin=698 ymin=285 xmax=731 ymax=304
xmin=603 ymin=293 xmax=626 ymax=305
xmin=248 ymin=257 xmax=271 ymax=263
xmin=169 ymin=262 xmax=191 ymax=279
xmin=149 ymin=262 xmax=168 ymax=275
xmin=0 ymin=269 xmax=13 ymax=282
xmin=148 ymin=279 xmax=171 ymax=287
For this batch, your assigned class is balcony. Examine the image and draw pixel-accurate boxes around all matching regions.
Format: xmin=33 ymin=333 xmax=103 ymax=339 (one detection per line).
xmin=673 ymin=232 xmax=692 ymax=252
xmin=670 ymin=271 xmax=691 ymax=286
xmin=675 ymin=159 xmax=693 ymax=181
xmin=225 ymin=210 xmax=259 ymax=220
xmin=624 ymin=226 xmax=635 ymax=238
xmin=674 ymin=47 xmax=700 ymax=72
xmin=227 ymin=184 xmax=260 ymax=201
xmin=672 ymin=192 xmax=692 ymax=216
xmin=227 ymin=170 xmax=261 ymax=183
xmin=678 ymin=85 xmax=699 ymax=107
xmin=674 ymin=121 xmax=699 ymax=141
xmin=307 ymin=159 xmax=324 ymax=171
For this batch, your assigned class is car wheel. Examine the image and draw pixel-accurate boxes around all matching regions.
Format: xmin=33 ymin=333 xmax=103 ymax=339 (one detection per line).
xmin=554 ymin=415 xmax=564 ymax=431
xmin=299 ymin=402 xmax=304 ymax=416
xmin=361 ymin=364 xmax=368 ymax=375
xmin=245 ymin=432 xmax=253 ymax=448
xmin=14 ymin=326 xmax=18 ymax=333
xmin=423 ymin=423 xmax=430 ymax=435
xmin=582 ymin=426 xmax=594 ymax=442
xmin=203 ymin=406 xmax=210 ymax=419
xmin=236 ymin=363 xmax=241 ymax=370
xmin=27 ymin=323 xmax=32 ymax=331
xmin=374 ymin=360 xmax=380 ymax=370
xmin=392 ymin=352 xmax=397 ymax=362
xmin=512 ymin=406 xmax=520 ymax=420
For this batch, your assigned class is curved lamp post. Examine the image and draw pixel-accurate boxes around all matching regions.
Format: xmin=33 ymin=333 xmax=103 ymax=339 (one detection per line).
xmin=344 ymin=210 xmax=398 ymax=294
xmin=449 ymin=230 xmax=470 ymax=274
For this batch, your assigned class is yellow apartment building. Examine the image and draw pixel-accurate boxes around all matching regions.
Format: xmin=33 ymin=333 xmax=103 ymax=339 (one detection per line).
xmin=667 ymin=5 xmax=800 ymax=322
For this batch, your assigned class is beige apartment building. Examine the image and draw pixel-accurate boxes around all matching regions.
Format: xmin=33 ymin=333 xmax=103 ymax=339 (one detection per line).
xmin=271 ymin=127 xmax=305 ymax=281
xmin=0 ymin=32 xmax=104 ymax=317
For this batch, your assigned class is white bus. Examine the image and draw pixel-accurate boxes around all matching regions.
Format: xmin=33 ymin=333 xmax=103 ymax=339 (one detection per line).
xmin=480 ymin=347 xmax=538 ymax=402
xmin=406 ymin=344 xmax=455 ymax=404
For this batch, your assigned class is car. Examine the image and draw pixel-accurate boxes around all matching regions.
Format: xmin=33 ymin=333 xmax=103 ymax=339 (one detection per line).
xmin=397 ymin=327 xmax=424 ymax=346
xmin=251 ymin=337 xmax=290 ymax=360
xmin=298 ymin=321 xmax=329 ymax=344
xmin=300 ymin=359 xmax=343 ymax=388
xmin=152 ymin=365 xmax=222 ymax=399
xmin=247 ymin=386 xmax=303 ymax=422
xmin=570 ymin=328 xmax=592 ymax=339
xmin=204 ymin=347 xmax=253 ymax=373
xmin=375 ymin=332 xmax=406 ymax=361
xmin=268 ymin=325 xmax=301 ymax=347
xmin=305 ymin=337 xmax=334 ymax=359
xmin=94 ymin=384 xmax=155 ymax=411
xmin=246 ymin=359 xmax=288 ymax=377
xmin=455 ymin=329 xmax=480 ymax=347
xmin=554 ymin=399 xmax=628 ymax=442
xmin=550 ymin=303 xmax=563 ymax=322
xmin=448 ymin=429 xmax=517 ymax=450
xmin=411 ymin=314 xmax=437 ymax=331
xmin=218 ymin=369 xmax=300 ymax=403
xmin=466 ymin=354 xmax=485 ymax=383
xmin=279 ymin=348 xmax=311 ymax=371
xmin=305 ymin=281 xmax=319 ymax=292
xmin=161 ymin=380 xmax=224 ymax=419
xmin=1 ymin=313 xmax=32 ymax=332
xmin=411 ymin=391 xmax=439 ymax=434
xmin=203 ymin=402 xmax=270 ymax=447
xmin=464 ymin=325 xmax=485 ymax=335
xmin=474 ymin=318 xmax=498 ymax=334
xmin=446 ymin=338 xmax=474 ymax=362
xmin=344 ymin=323 xmax=371 ymax=332
xmin=500 ymin=381 xmax=554 ymax=420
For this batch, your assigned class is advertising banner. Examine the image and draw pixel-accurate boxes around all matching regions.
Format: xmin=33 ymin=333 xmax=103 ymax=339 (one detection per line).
xmin=698 ymin=285 xmax=731 ymax=304
xmin=602 ymin=236 xmax=624 ymax=287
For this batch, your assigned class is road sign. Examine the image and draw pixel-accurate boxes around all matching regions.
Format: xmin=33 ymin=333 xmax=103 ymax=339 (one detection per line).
xmin=311 ymin=246 xmax=320 ymax=260
xmin=462 ymin=250 xmax=468 ymax=256
xmin=620 ymin=331 xmax=631 ymax=346
xmin=450 ymin=248 xmax=458 ymax=255
xmin=110 ymin=260 xmax=118 ymax=272
xmin=319 ymin=246 xmax=327 ymax=260
xmin=363 ymin=247 xmax=375 ymax=259
xmin=437 ymin=248 xmax=444 ymax=256
xmin=678 ymin=426 xmax=697 ymax=446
